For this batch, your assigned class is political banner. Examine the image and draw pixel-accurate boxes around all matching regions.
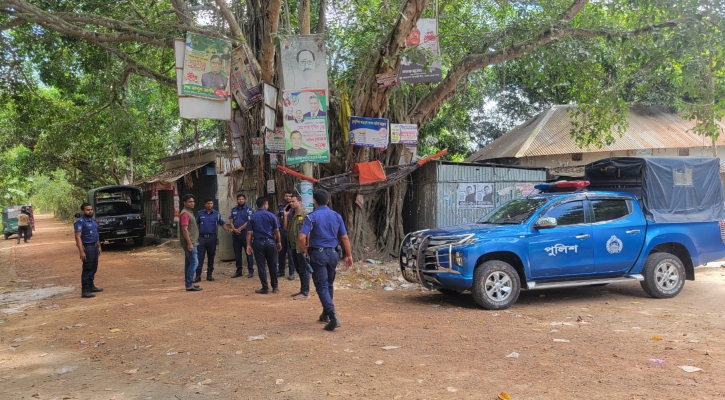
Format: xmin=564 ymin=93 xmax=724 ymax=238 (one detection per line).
xmin=279 ymin=35 xmax=329 ymax=102
xmin=282 ymin=89 xmax=329 ymax=165
xmin=251 ymin=138 xmax=263 ymax=156
xmin=457 ymin=183 xmax=495 ymax=209
xmin=349 ymin=116 xmax=389 ymax=149
xmin=181 ymin=33 xmax=231 ymax=100
xmin=390 ymin=123 xmax=419 ymax=145
xmin=230 ymin=44 xmax=262 ymax=109
xmin=265 ymin=127 xmax=286 ymax=154
xmin=399 ymin=19 xmax=442 ymax=83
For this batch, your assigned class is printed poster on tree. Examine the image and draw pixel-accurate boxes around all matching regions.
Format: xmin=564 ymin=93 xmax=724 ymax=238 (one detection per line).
xmin=399 ymin=18 xmax=442 ymax=83
xmin=181 ymin=33 xmax=232 ymax=100
xmin=349 ymin=117 xmax=389 ymax=148
xmin=230 ymin=44 xmax=263 ymax=109
xmin=390 ymin=123 xmax=419 ymax=145
xmin=282 ymin=89 xmax=329 ymax=165
xmin=264 ymin=127 xmax=286 ymax=154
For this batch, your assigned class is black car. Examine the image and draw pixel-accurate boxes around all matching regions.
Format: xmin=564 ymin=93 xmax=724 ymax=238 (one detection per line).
xmin=88 ymin=185 xmax=145 ymax=246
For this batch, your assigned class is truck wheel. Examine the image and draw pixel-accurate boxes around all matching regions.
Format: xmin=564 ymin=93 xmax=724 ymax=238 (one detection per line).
xmin=640 ymin=252 xmax=685 ymax=299
xmin=133 ymin=236 xmax=144 ymax=246
xmin=472 ymin=260 xmax=521 ymax=310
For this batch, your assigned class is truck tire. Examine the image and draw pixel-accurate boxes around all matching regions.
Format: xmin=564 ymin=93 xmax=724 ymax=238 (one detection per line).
xmin=640 ymin=252 xmax=685 ymax=299
xmin=471 ymin=260 xmax=521 ymax=310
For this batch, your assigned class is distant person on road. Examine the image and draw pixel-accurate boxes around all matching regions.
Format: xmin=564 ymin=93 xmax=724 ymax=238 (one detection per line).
xmin=74 ymin=203 xmax=103 ymax=298
xmin=246 ymin=197 xmax=282 ymax=294
xmin=195 ymin=198 xmax=231 ymax=282
xmin=298 ymin=190 xmax=354 ymax=331
xmin=16 ymin=207 xmax=30 ymax=244
xmin=179 ymin=194 xmax=202 ymax=292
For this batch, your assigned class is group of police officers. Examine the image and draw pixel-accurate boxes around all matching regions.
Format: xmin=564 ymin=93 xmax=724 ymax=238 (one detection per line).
xmin=74 ymin=189 xmax=353 ymax=331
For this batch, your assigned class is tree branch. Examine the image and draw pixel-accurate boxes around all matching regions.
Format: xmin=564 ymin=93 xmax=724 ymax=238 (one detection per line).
xmin=94 ymin=42 xmax=176 ymax=87
xmin=0 ymin=18 xmax=27 ymax=32
xmin=214 ymin=0 xmax=245 ymax=42
xmin=407 ymin=10 xmax=693 ymax=125
xmin=261 ymin=0 xmax=282 ymax=82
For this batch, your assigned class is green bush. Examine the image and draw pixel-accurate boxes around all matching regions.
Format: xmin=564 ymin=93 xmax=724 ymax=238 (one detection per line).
xmin=30 ymin=170 xmax=85 ymax=221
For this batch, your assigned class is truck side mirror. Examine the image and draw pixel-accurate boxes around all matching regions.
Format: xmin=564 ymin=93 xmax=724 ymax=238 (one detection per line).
xmin=534 ymin=216 xmax=557 ymax=229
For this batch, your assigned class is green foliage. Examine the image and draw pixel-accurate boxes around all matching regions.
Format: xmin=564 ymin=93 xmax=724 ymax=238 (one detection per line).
xmin=0 ymin=146 xmax=34 ymax=205
xmin=29 ymin=170 xmax=85 ymax=220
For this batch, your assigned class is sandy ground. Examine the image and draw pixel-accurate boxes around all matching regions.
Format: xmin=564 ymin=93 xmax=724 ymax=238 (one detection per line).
xmin=1 ymin=214 xmax=725 ymax=400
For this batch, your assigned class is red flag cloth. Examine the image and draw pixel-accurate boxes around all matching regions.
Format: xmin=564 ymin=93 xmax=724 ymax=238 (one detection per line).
xmin=354 ymin=161 xmax=387 ymax=185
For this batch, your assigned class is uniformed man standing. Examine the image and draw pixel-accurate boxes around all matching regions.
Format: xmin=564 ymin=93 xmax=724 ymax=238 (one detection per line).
xmin=298 ymin=190 xmax=353 ymax=331
xmin=229 ymin=194 xmax=255 ymax=278
xmin=73 ymin=203 xmax=103 ymax=298
xmin=284 ymin=194 xmax=310 ymax=300
xmin=179 ymin=194 xmax=202 ymax=292
xmin=246 ymin=197 xmax=282 ymax=294
xmin=277 ymin=191 xmax=296 ymax=280
xmin=195 ymin=198 xmax=231 ymax=282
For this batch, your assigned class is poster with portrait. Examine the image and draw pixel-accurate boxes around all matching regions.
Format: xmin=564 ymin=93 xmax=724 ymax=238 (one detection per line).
xmin=279 ymin=35 xmax=329 ymax=102
xmin=390 ymin=123 xmax=419 ymax=145
xmin=349 ymin=117 xmax=389 ymax=149
xmin=399 ymin=18 xmax=442 ymax=83
xmin=181 ymin=33 xmax=231 ymax=100
xmin=265 ymin=127 xmax=286 ymax=154
xmin=457 ymin=183 xmax=495 ymax=209
xmin=282 ymin=89 xmax=329 ymax=165
xmin=230 ymin=44 xmax=262 ymax=109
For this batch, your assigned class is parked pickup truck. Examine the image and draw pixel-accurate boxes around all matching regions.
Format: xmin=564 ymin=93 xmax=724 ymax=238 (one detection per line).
xmin=400 ymin=157 xmax=725 ymax=310
xmin=88 ymin=185 xmax=146 ymax=246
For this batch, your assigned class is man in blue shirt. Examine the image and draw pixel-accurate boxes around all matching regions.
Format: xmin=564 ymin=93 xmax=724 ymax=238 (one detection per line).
xmin=298 ymin=190 xmax=353 ymax=331
xmin=195 ymin=198 xmax=231 ymax=282
xmin=73 ymin=202 xmax=103 ymax=299
xmin=277 ymin=191 xmax=296 ymax=280
xmin=246 ymin=197 xmax=283 ymax=294
xmin=229 ymin=194 xmax=255 ymax=278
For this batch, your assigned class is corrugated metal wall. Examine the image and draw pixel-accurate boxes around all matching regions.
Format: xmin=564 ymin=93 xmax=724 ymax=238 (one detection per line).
xmin=404 ymin=161 xmax=546 ymax=232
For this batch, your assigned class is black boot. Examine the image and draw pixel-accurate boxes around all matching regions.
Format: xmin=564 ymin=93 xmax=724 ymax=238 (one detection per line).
xmin=324 ymin=311 xmax=341 ymax=331
xmin=193 ymin=273 xmax=202 ymax=283
xmin=81 ymin=285 xmax=95 ymax=298
xmin=90 ymin=282 xmax=104 ymax=292
xmin=318 ymin=312 xmax=330 ymax=323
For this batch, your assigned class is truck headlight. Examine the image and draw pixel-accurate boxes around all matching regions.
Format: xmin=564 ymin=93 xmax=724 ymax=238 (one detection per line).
xmin=453 ymin=252 xmax=463 ymax=267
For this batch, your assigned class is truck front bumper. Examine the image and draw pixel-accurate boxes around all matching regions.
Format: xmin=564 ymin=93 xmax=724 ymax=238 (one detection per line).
xmin=399 ymin=232 xmax=472 ymax=290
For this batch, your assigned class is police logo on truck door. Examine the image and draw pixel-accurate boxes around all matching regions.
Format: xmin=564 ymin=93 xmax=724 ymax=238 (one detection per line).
xmin=606 ymin=235 xmax=623 ymax=254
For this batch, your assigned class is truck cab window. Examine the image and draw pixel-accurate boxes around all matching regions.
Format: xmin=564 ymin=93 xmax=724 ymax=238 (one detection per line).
xmin=591 ymin=199 xmax=630 ymax=222
xmin=543 ymin=201 xmax=585 ymax=226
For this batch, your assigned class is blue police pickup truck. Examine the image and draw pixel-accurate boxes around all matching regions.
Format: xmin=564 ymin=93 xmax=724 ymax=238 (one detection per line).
xmin=400 ymin=157 xmax=725 ymax=310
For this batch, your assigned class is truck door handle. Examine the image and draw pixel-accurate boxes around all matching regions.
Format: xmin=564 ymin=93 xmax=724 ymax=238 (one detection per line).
xmin=575 ymin=234 xmax=590 ymax=239
xmin=626 ymin=230 xmax=640 ymax=234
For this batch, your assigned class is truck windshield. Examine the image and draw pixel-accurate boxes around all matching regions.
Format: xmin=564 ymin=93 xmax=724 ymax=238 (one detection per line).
xmin=477 ymin=198 xmax=547 ymax=224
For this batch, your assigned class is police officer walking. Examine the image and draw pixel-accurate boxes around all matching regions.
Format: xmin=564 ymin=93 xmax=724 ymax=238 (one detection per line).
xmin=195 ymin=198 xmax=231 ymax=282
xmin=73 ymin=202 xmax=104 ymax=298
xmin=298 ymin=190 xmax=353 ymax=331
xmin=230 ymin=194 xmax=255 ymax=278
xmin=246 ymin=197 xmax=283 ymax=294
xmin=284 ymin=194 xmax=311 ymax=300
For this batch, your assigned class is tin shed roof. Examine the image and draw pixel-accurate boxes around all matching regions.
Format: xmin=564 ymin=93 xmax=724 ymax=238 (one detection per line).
xmin=466 ymin=104 xmax=725 ymax=162
xmin=133 ymin=162 xmax=212 ymax=185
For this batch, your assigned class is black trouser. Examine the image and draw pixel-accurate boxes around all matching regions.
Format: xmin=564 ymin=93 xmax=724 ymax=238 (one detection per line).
xmin=252 ymin=238 xmax=278 ymax=291
xmin=196 ymin=235 xmax=216 ymax=276
xmin=278 ymin=230 xmax=296 ymax=276
xmin=232 ymin=231 xmax=255 ymax=274
xmin=294 ymin=251 xmax=311 ymax=295
xmin=81 ymin=244 xmax=99 ymax=286
xmin=17 ymin=226 xmax=29 ymax=242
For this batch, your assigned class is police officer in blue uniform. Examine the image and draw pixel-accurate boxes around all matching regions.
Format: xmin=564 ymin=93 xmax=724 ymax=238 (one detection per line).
xmin=298 ymin=190 xmax=353 ymax=331
xmin=246 ymin=197 xmax=283 ymax=294
xmin=229 ymin=194 xmax=255 ymax=278
xmin=73 ymin=202 xmax=104 ymax=299
xmin=195 ymin=198 xmax=231 ymax=282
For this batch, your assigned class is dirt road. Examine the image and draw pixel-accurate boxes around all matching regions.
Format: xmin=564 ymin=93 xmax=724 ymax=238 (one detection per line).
xmin=1 ymin=214 xmax=725 ymax=399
